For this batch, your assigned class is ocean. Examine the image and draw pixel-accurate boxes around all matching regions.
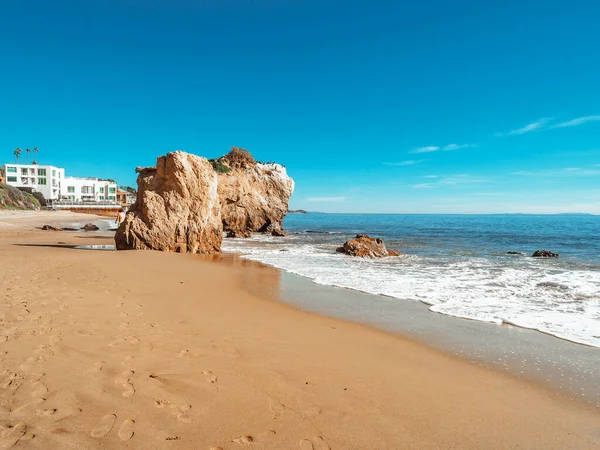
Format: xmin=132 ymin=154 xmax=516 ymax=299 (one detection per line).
xmin=222 ymin=214 xmax=600 ymax=348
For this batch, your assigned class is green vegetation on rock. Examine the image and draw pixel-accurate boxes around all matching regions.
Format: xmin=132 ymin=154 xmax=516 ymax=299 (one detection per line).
xmin=0 ymin=183 xmax=41 ymax=210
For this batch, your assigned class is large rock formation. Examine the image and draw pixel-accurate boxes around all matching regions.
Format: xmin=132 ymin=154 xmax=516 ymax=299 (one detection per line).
xmin=214 ymin=148 xmax=294 ymax=237
xmin=337 ymin=234 xmax=401 ymax=258
xmin=115 ymin=151 xmax=222 ymax=253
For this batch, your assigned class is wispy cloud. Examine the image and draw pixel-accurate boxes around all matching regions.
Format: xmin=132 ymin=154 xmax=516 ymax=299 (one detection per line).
xmin=384 ymin=160 xmax=425 ymax=166
xmin=496 ymin=118 xmax=553 ymax=137
xmin=409 ymin=143 xmax=475 ymax=154
xmin=552 ymin=115 xmax=600 ymax=128
xmin=411 ymin=174 xmax=490 ymax=189
xmin=410 ymin=145 xmax=440 ymax=154
xmin=443 ymin=143 xmax=475 ymax=151
xmin=306 ymin=196 xmax=347 ymax=202
xmin=511 ymin=167 xmax=600 ymax=176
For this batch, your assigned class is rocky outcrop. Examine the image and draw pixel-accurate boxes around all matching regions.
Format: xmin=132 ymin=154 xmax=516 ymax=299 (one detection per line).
xmin=271 ymin=228 xmax=288 ymax=237
xmin=532 ymin=250 xmax=559 ymax=258
xmin=82 ymin=223 xmax=99 ymax=231
xmin=215 ymin=148 xmax=294 ymax=237
xmin=0 ymin=183 xmax=40 ymax=210
xmin=115 ymin=151 xmax=222 ymax=253
xmin=336 ymin=234 xmax=401 ymax=258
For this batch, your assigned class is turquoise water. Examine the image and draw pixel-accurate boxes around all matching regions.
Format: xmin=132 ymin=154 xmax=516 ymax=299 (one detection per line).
xmin=223 ymin=214 xmax=600 ymax=347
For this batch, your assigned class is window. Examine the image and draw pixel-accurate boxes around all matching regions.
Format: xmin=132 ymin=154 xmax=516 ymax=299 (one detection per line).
xmin=6 ymin=167 xmax=16 ymax=173
xmin=21 ymin=168 xmax=28 ymax=175
xmin=109 ymin=187 xmax=116 ymax=193
xmin=38 ymin=168 xmax=46 ymax=176
xmin=7 ymin=176 xmax=17 ymax=182
xmin=67 ymin=186 xmax=75 ymax=193
xmin=99 ymin=196 xmax=104 ymax=200
xmin=52 ymin=170 xmax=56 ymax=177
xmin=99 ymin=187 xmax=104 ymax=193
xmin=81 ymin=186 xmax=93 ymax=194
xmin=109 ymin=195 xmax=116 ymax=200
xmin=38 ymin=178 xmax=47 ymax=185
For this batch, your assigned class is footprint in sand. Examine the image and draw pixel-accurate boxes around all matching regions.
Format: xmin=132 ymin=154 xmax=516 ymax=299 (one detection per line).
xmin=232 ymin=435 xmax=254 ymax=445
xmin=115 ymin=370 xmax=134 ymax=384
xmin=0 ymin=423 xmax=28 ymax=448
xmin=299 ymin=436 xmax=331 ymax=450
xmin=121 ymin=356 xmax=134 ymax=367
xmin=32 ymin=383 xmax=48 ymax=400
xmin=118 ymin=419 xmax=135 ymax=441
xmin=202 ymin=371 xmax=218 ymax=384
xmin=177 ymin=404 xmax=192 ymax=423
xmin=269 ymin=398 xmax=286 ymax=416
xmin=48 ymin=335 xmax=62 ymax=346
xmin=91 ymin=414 xmax=117 ymax=438
xmin=122 ymin=383 xmax=135 ymax=398
xmin=35 ymin=407 xmax=57 ymax=416
xmin=179 ymin=349 xmax=190 ymax=358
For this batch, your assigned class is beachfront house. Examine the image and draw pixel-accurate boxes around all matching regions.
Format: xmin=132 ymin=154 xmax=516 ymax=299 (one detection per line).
xmin=2 ymin=163 xmax=65 ymax=200
xmin=2 ymin=163 xmax=119 ymax=204
xmin=61 ymin=176 xmax=118 ymax=202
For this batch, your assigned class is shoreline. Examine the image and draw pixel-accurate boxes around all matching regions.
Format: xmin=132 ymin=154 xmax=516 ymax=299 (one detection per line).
xmin=1 ymin=214 xmax=599 ymax=447
xmin=216 ymin=252 xmax=600 ymax=409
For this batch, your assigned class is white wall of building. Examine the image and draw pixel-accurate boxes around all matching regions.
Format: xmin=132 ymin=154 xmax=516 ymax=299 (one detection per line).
xmin=61 ymin=177 xmax=118 ymax=202
xmin=2 ymin=164 xmax=65 ymax=200
xmin=2 ymin=163 xmax=118 ymax=203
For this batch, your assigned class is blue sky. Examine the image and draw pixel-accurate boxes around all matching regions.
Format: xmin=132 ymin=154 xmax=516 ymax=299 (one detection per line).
xmin=1 ymin=0 xmax=599 ymax=213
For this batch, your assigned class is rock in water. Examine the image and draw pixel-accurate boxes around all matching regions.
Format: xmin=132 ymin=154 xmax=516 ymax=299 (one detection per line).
xmin=337 ymin=234 xmax=401 ymax=258
xmin=82 ymin=223 xmax=99 ymax=231
xmin=115 ymin=151 xmax=222 ymax=253
xmin=41 ymin=225 xmax=63 ymax=231
xmin=532 ymin=250 xmax=559 ymax=258
xmin=215 ymin=147 xmax=294 ymax=237
xmin=271 ymin=228 xmax=288 ymax=237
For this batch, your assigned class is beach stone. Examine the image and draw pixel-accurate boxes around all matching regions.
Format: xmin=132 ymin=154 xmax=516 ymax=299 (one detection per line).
xmin=115 ymin=151 xmax=223 ymax=253
xmin=337 ymin=234 xmax=401 ymax=258
xmin=82 ymin=223 xmax=99 ymax=231
xmin=532 ymin=250 xmax=559 ymax=258
xmin=216 ymin=147 xmax=294 ymax=238
xmin=41 ymin=225 xmax=63 ymax=231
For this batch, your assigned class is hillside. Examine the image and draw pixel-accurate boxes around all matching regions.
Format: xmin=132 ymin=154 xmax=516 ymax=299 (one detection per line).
xmin=0 ymin=183 xmax=41 ymax=210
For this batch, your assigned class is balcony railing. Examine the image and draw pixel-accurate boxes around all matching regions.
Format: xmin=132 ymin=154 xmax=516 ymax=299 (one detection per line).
xmin=48 ymin=200 xmax=122 ymax=208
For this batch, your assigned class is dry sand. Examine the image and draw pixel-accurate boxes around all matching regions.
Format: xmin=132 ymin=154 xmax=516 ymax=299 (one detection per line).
xmin=0 ymin=212 xmax=598 ymax=449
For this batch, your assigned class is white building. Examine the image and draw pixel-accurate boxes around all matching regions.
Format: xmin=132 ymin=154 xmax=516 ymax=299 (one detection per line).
xmin=2 ymin=163 xmax=118 ymax=203
xmin=2 ymin=164 xmax=65 ymax=200
xmin=62 ymin=177 xmax=118 ymax=202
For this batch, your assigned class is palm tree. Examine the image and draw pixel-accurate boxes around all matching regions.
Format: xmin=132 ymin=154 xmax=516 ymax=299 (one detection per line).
xmin=25 ymin=148 xmax=31 ymax=165
xmin=14 ymin=148 xmax=22 ymax=164
xmin=33 ymin=147 xmax=39 ymax=164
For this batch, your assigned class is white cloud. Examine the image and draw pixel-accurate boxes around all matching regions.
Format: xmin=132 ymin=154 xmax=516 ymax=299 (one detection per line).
xmin=552 ymin=115 xmax=600 ymax=128
xmin=424 ymin=175 xmax=438 ymax=178
xmin=410 ymin=145 xmax=440 ymax=154
xmin=497 ymin=118 xmax=553 ymax=137
xmin=411 ymin=174 xmax=490 ymax=189
xmin=511 ymin=167 xmax=600 ymax=176
xmin=384 ymin=160 xmax=425 ymax=166
xmin=306 ymin=196 xmax=347 ymax=202
xmin=443 ymin=143 xmax=475 ymax=151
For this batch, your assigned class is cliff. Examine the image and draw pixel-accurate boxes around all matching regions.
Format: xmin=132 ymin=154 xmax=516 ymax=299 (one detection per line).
xmin=0 ymin=183 xmax=41 ymax=210
xmin=115 ymin=151 xmax=222 ymax=253
xmin=115 ymin=148 xmax=294 ymax=253
xmin=214 ymin=148 xmax=295 ymax=237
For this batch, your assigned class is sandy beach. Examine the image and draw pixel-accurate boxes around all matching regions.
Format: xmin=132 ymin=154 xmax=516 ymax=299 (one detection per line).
xmin=0 ymin=212 xmax=599 ymax=449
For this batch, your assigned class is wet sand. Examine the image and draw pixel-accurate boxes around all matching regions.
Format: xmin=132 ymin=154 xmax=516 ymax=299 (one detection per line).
xmin=0 ymin=212 xmax=599 ymax=448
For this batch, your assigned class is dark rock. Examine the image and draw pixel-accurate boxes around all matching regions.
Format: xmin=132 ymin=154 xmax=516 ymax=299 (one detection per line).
xmin=532 ymin=250 xmax=559 ymax=258
xmin=337 ymin=235 xmax=401 ymax=258
xmin=226 ymin=229 xmax=252 ymax=238
xmin=82 ymin=223 xmax=99 ymax=231
xmin=271 ymin=228 xmax=288 ymax=237
xmin=41 ymin=225 xmax=63 ymax=231
xmin=506 ymin=251 xmax=525 ymax=255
